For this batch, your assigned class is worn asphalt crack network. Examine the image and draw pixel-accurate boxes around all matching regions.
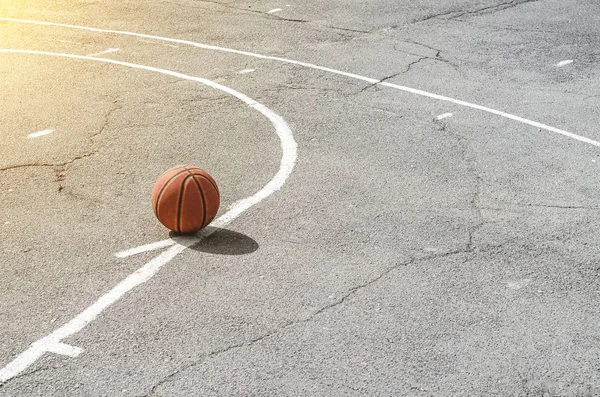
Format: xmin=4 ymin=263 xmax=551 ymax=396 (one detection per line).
xmin=432 ymin=115 xmax=485 ymax=251
xmin=143 ymin=241 xmax=498 ymax=395
xmin=184 ymin=0 xmax=370 ymax=34
xmin=414 ymin=0 xmax=541 ymax=24
xmin=0 ymin=98 xmax=121 ymax=192
xmin=350 ymin=39 xmax=460 ymax=95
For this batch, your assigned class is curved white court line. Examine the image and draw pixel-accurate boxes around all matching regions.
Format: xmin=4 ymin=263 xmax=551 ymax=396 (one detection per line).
xmin=0 ymin=49 xmax=297 ymax=384
xmin=1 ymin=17 xmax=598 ymax=148
xmin=3 ymin=16 xmax=599 ymax=260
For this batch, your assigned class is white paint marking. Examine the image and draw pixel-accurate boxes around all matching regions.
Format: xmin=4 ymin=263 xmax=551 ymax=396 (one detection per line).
xmin=507 ymin=279 xmax=532 ymax=290
xmin=1 ymin=18 xmax=596 ymax=148
xmin=9 ymin=17 xmax=593 ymax=259
xmin=436 ymin=113 xmax=453 ymax=120
xmin=556 ymin=60 xmax=573 ymax=67
xmin=379 ymin=81 xmax=600 ymax=147
xmin=0 ymin=49 xmax=297 ymax=384
xmin=27 ymin=129 xmax=54 ymax=138
xmin=268 ymin=8 xmax=282 ymax=13
xmin=45 ymin=343 xmax=83 ymax=357
xmin=238 ymin=68 xmax=256 ymax=74
xmin=0 ymin=17 xmax=597 ymax=381
xmin=86 ymin=48 xmax=119 ymax=57
xmin=115 ymin=238 xmax=176 ymax=258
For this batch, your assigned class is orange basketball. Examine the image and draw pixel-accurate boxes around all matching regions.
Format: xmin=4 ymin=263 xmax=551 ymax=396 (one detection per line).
xmin=151 ymin=165 xmax=220 ymax=234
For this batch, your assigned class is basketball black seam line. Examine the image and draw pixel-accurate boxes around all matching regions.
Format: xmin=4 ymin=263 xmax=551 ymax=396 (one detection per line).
xmin=176 ymin=174 xmax=198 ymax=233
xmin=194 ymin=174 xmax=220 ymax=200
xmin=184 ymin=169 xmax=207 ymax=230
xmin=182 ymin=165 xmax=220 ymax=199
xmin=154 ymin=169 xmax=189 ymax=218
xmin=191 ymin=174 xmax=207 ymax=229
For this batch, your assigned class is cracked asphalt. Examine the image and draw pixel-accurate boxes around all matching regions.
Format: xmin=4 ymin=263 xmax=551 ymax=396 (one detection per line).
xmin=1 ymin=0 xmax=600 ymax=396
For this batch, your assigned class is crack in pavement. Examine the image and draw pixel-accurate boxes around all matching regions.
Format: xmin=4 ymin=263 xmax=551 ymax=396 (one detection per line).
xmin=143 ymin=243 xmax=501 ymax=395
xmin=351 ymin=71 xmax=406 ymax=95
xmin=175 ymin=0 xmax=371 ymax=34
xmin=491 ymin=202 xmax=600 ymax=211
xmin=413 ymin=0 xmax=542 ymax=24
xmin=393 ymin=39 xmax=462 ymax=75
xmin=350 ymin=39 xmax=462 ymax=96
xmin=432 ymin=116 xmax=485 ymax=251
xmin=0 ymin=98 xmax=121 ymax=186
xmin=0 ymin=365 xmax=53 ymax=388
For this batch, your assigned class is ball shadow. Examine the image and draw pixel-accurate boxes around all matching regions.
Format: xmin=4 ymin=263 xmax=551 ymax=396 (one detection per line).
xmin=171 ymin=227 xmax=259 ymax=256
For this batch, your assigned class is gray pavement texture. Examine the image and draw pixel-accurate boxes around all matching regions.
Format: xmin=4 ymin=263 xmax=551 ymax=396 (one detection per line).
xmin=1 ymin=0 xmax=600 ymax=396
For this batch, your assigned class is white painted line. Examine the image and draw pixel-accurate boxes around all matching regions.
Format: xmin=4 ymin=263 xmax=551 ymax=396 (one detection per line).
xmin=115 ymin=238 xmax=177 ymax=258
xmin=86 ymin=48 xmax=119 ymax=57
xmin=436 ymin=113 xmax=453 ymax=120
xmin=27 ymin=129 xmax=54 ymax=138
xmin=379 ymin=81 xmax=600 ymax=147
xmin=11 ymin=17 xmax=592 ymax=260
xmin=238 ymin=68 xmax=256 ymax=74
xmin=0 ymin=49 xmax=297 ymax=384
xmin=1 ymin=18 xmax=596 ymax=148
xmin=267 ymin=8 xmax=282 ymax=13
xmin=507 ymin=279 xmax=531 ymax=290
xmin=45 ymin=343 xmax=83 ymax=357
xmin=556 ymin=60 xmax=573 ymax=67
xmin=0 ymin=17 xmax=597 ymax=381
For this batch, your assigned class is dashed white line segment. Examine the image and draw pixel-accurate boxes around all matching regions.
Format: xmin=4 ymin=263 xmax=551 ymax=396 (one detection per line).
xmin=86 ymin=48 xmax=119 ymax=57
xmin=436 ymin=113 xmax=453 ymax=120
xmin=556 ymin=60 xmax=573 ymax=67
xmin=27 ymin=129 xmax=54 ymax=138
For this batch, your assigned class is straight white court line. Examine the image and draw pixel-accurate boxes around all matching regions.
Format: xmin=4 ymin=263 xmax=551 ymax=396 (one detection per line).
xmin=0 ymin=49 xmax=297 ymax=384
xmin=1 ymin=17 xmax=597 ymax=150
xmin=86 ymin=48 xmax=119 ymax=57
xmin=27 ymin=129 xmax=54 ymax=138
xmin=436 ymin=113 xmax=453 ymax=120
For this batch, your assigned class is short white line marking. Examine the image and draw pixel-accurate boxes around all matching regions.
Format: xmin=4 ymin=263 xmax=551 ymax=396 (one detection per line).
xmin=0 ymin=49 xmax=297 ymax=384
xmin=27 ymin=129 xmax=54 ymax=138
xmin=556 ymin=60 xmax=573 ymax=67
xmin=436 ymin=113 xmax=453 ymax=120
xmin=86 ymin=48 xmax=119 ymax=57
xmin=115 ymin=238 xmax=177 ymax=258
xmin=268 ymin=8 xmax=282 ymax=13
xmin=1 ymin=18 xmax=596 ymax=148
xmin=45 ymin=343 xmax=83 ymax=357
xmin=507 ymin=279 xmax=531 ymax=290
xmin=378 ymin=81 xmax=600 ymax=147
xmin=238 ymin=68 xmax=256 ymax=74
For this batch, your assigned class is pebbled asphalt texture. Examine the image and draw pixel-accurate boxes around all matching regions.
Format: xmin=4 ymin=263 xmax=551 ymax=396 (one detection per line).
xmin=1 ymin=0 xmax=599 ymax=396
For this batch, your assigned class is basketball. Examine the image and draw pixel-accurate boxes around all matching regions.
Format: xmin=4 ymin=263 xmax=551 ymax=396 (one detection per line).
xmin=151 ymin=165 xmax=220 ymax=234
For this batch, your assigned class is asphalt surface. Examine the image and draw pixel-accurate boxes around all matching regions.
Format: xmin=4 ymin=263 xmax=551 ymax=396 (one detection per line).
xmin=1 ymin=0 xmax=600 ymax=396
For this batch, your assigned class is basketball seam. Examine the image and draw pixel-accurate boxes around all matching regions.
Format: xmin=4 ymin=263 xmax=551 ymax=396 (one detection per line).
xmin=176 ymin=174 xmax=196 ymax=233
xmin=154 ymin=169 xmax=189 ymax=218
xmin=183 ymin=168 xmax=207 ymax=230
xmin=194 ymin=174 xmax=220 ymax=199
